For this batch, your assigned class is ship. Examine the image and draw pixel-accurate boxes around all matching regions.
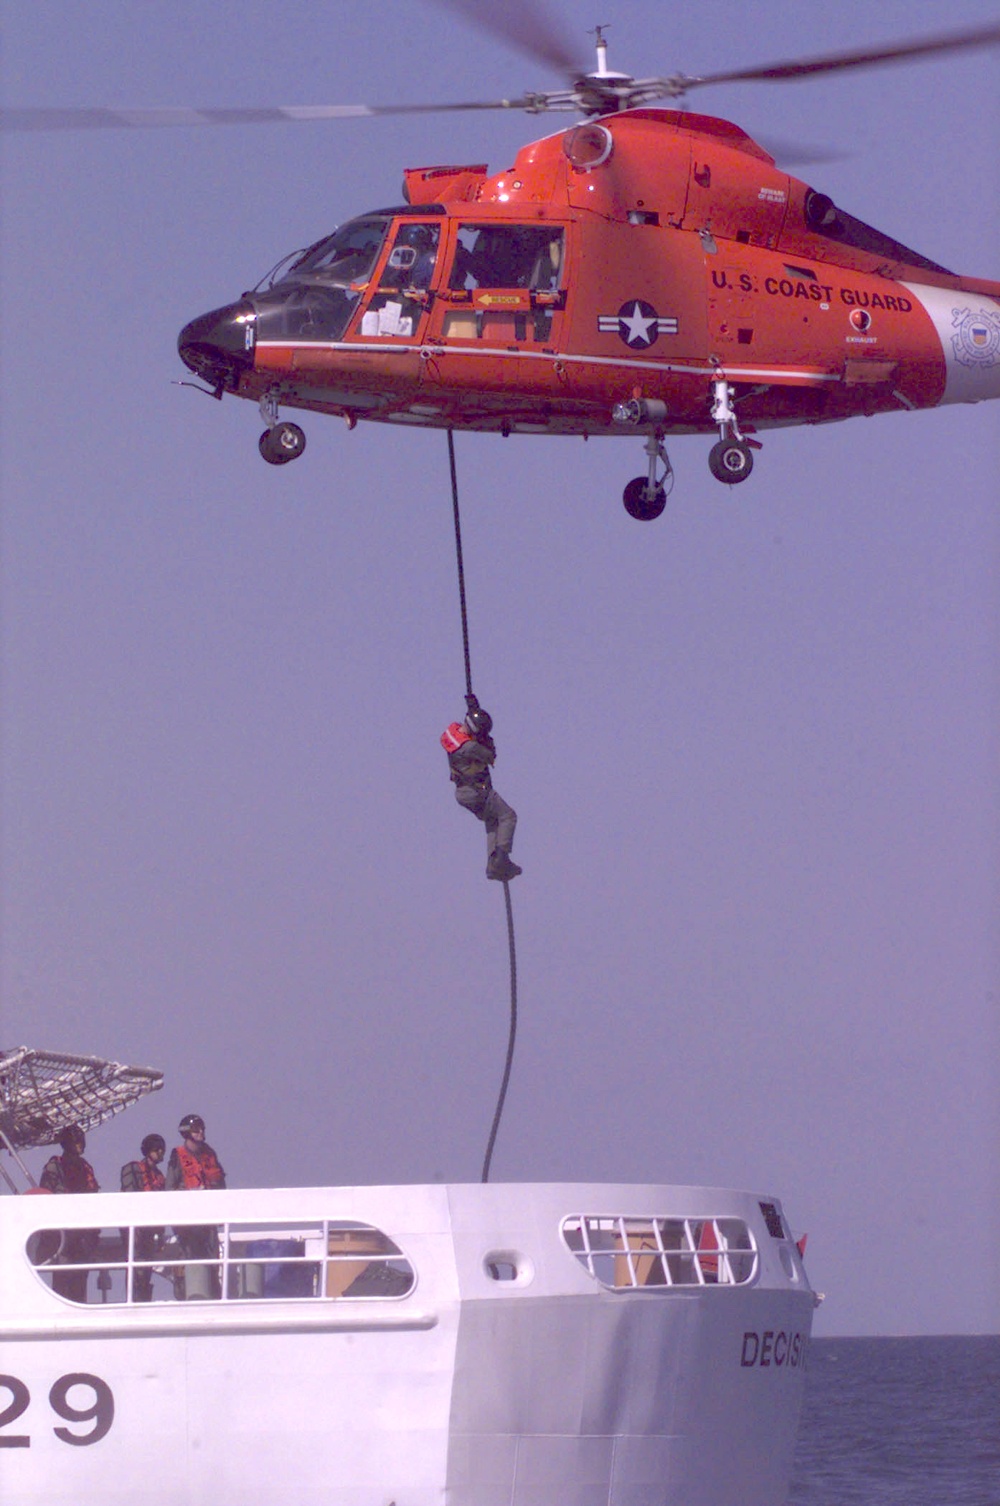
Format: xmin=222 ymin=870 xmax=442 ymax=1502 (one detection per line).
xmin=1 ymin=1047 xmax=817 ymax=1504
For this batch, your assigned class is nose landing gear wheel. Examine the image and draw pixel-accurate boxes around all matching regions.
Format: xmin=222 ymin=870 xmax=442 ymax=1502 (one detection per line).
xmin=708 ymin=439 xmax=753 ymax=484
xmin=259 ymin=422 xmax=307 ymax=465
xmin=623 ymin=476 xmax=667 ymax=521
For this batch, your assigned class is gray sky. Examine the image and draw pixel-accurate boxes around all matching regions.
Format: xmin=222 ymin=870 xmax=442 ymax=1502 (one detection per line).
xmin=1 ymin=0 xmax=997 ymax=1336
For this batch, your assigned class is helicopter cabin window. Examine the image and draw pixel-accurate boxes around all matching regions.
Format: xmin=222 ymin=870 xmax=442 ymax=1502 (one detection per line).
xmin=254 ymin=216 xmax=393 ymax=345
xmin=441 ymin=224 xmax=565 ymax=343
xmin=25 ymin=1218 xmax=416 ymax=1307
xmin=359 ymin=222 xmax=441 ymax=338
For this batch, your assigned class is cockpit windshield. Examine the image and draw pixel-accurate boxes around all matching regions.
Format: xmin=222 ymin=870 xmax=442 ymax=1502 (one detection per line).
xmin=280 ymin=217 xmax=391 ymax=286
xmin=255 ymin=217 xmax=392 ymax=346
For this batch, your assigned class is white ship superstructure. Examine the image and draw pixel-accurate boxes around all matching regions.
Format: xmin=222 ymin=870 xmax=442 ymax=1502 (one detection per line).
xmin=0 ymin=1178 xmax=814 ymax=1505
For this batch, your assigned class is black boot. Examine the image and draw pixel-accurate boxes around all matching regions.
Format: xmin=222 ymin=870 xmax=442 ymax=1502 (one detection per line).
xmin=487 ymin=850 xmax=522 ymax=881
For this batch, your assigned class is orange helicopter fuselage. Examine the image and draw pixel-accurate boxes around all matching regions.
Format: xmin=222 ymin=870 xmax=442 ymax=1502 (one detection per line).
xmin=179 ymin=108 xmax=1000 ymax=446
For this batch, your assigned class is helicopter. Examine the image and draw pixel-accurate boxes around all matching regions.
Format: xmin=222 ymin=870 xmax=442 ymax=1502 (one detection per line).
xmin=8 ymin=14 xmax=1000 ymax=519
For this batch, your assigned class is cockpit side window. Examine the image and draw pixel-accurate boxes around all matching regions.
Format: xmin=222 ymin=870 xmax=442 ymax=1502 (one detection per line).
xmin=357 ymin=221 xmax=441 ymax=339
xmin=380 ymin=222 xmax=440 ymax=292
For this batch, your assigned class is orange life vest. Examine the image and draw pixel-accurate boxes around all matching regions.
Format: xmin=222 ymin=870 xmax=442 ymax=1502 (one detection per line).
xmin=42 ymin=1153 xmax=99 ymax=1194
xmin=174 ymin=1143 xmax=225 ymax=1189
xmin=441 ymin=721 xmax=472 ymax=754
xmin=77 ymin=1158 xmax=100 ymax=1194
xmin=135 ymin=1158 xmax=165 ymax=1191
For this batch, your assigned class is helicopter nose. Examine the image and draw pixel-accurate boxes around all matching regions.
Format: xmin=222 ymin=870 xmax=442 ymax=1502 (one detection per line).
xmin=178 ymin=299 xmax=256 ymax=388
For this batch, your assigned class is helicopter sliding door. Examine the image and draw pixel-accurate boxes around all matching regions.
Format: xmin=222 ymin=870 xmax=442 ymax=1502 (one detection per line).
xmin=428 ymin=223 xmax=567 ymax=348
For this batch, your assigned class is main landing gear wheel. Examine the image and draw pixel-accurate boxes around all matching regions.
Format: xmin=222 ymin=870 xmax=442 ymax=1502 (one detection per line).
xmin=259 ymin=422 xmax=306 ymax=465
xmin=708 ymin=439 xmax=753 ymax=484
xmin=623 ymin=476 xmax=667 ymax=521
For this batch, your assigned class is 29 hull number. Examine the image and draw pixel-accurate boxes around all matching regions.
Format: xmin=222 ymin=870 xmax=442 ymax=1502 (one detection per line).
xmin=0 ymin=1373 xmax=114 ymax=1447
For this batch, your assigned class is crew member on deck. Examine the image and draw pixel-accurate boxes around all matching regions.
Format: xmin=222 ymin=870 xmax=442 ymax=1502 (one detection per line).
xmin=120 ymin=1133 xmax=166 ymax=1301
xmin=121 ymin=1133 xmax=167 ymax=1192
xmin=442 ymin=699 xmax=521 ymax=881
xmin=165 ymin=1114 xmax=226 ymax=1191
xmin=40 ymin=1124 xmax=100 ymax=1302
xmin=41 ymin=1124 xmax=99 ymax=1195
xmin=166 ymin=1114 xmax=227 ymax=1299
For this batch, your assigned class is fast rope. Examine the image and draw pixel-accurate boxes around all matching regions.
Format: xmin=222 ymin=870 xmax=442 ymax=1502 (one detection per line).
xmin=481 ymin=880 xmax=517 ymax=1184
xmin=445 ymin=429 xmax=519 ymax=1183
xmin=447 ymin=429 xmax=474 ymax=703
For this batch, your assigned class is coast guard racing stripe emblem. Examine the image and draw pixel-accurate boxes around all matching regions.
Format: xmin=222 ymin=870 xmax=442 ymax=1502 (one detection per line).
xmin=599 ymin=300 xmax=679 ymax=349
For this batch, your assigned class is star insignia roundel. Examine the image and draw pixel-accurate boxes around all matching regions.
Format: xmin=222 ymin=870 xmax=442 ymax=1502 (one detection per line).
xmin=617 ymin=299 xmax=659 ymax=348
xmin=598 ymin=300 xmax=679 ymax=350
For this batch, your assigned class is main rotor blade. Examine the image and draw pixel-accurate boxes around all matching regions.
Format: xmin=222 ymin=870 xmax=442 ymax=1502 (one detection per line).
xmin=428 ymin=0 xmax=583 ymax=80
xmin=0 ymin=99 xmax=537 ymax=131
xmin=6 ymin=21 xmax=995 ymax=135
xmin=683 ymin=21 xmax=1000 ymax=90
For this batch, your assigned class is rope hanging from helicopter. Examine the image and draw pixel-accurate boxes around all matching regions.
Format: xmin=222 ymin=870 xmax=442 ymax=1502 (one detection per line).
xmin=445 ymin=429 xmax=519 ymax=1184
xmin=482 ymin=878 xmax=517 ymax=1184
xmin=446 ymin=430 xmax=474 ymax=704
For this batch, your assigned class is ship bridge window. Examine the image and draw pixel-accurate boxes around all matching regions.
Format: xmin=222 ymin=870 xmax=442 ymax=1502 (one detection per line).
xmin=26 ymin=1218 xmax=415 ymax=1307
xmin=561 ymin=1214 xmax=757 ymax=1289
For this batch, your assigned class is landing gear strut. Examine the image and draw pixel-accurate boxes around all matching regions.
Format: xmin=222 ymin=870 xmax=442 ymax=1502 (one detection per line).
xmin=612 ymin=398 xmax=672 ymax=520
xmin=622 ymin=429 xmax=673 ymax=521
xmin=707 ymin=376 xmax=754 ymax=484
xmin=258 ymin=390 xmax=306 ymax=466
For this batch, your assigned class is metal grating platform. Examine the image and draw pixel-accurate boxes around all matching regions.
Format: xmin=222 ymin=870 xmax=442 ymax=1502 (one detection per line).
xmin=0 ymin=1046 xmax=163 ymax=1150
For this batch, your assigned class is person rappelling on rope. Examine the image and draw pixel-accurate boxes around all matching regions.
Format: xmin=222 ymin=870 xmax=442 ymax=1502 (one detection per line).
xmin=442 ymin=695 xmax=522 ymax=882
